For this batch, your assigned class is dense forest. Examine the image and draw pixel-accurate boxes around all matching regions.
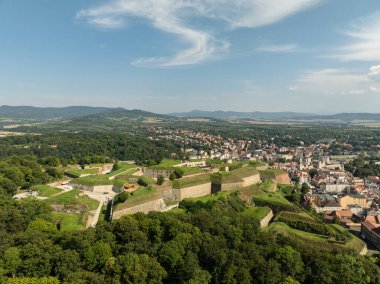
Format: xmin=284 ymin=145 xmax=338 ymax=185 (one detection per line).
xmin=0 ymin=133 xmax=182 ymax=165
xmin=0 ymin=191 xmax=379 ymax=284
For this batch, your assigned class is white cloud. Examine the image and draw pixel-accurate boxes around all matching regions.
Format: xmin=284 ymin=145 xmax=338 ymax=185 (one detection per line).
xmin=256 ymin=43 xmax=298 ymax=53
xmin=77 ymin=0 xmax=323 ymax=67
xmin=369 ymin=65 xmax=380 ymax=81
xmin=290 ymin=66 xmax=380 ymax=98
xmin=290 ymin=68 xmax=372 ymax=96
xmin=334 ymin=11 xmax=380 ymax=61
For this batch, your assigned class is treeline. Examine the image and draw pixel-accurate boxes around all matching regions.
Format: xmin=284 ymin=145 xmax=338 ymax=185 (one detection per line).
xmin=0 ymin=156 xmax=52 ymax=196
xmin=0 ymin=133 xmax=182 ymax=165
xmin=0 ymin=193 xmax=379 ymax=283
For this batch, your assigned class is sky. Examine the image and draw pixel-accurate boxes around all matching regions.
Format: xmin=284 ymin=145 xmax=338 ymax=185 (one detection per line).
xmin=0 ymin=0 xmax=380 ymax=114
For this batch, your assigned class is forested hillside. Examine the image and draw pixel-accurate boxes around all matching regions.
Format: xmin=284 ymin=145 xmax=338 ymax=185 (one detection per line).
xmin=0 ymin=191 xmax=378 ymax=283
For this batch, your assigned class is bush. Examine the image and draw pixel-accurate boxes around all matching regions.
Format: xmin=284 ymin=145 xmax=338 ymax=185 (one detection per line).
xmin=116 ymin=191 xmax=130 ymax=203
xmin=157 ymin=175 xmax=164 ymax=185
xmin=137 ymin=176 xmax=154 ymax=187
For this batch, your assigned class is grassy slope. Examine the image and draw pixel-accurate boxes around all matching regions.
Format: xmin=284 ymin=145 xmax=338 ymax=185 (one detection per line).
xmin=266 ymin=222 xmax=365 ymax=253
xmin=31 ymin=184 xmax=63 ymax=197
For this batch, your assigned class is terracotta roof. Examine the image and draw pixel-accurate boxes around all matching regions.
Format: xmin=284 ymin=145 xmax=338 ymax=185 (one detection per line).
xmin=365 ymin=216 xmax=380 ymax=224
xmin=362 ymin=220 xmax=376 ymax=230
xmin=334 ymin=210 xmax=353 ymax=218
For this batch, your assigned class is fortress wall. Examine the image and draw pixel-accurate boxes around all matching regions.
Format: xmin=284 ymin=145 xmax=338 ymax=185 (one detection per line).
xmin=259 ymin=209 xmax=274 ymax=228
xmin=92 ymin=185 xmax=115 ymax=193
xmin=113 ymin=198 xmax=166 ymax=219
xmin=256 ymin=165 xmax=269 ymax=171
xmin=276 ymin=173 xmax=291 ymax=185
xmin=70 ymin=183 xmax=115 ymax=193
xmin=179 ymin=183 xmax=211 ymax=200
xmin=162 ymin=187 xmax=180 ymax=202
xmin=241 ymin=173 xmax=261 ymax=187
xmin=221 ymin=182 xmax=243 ymax=191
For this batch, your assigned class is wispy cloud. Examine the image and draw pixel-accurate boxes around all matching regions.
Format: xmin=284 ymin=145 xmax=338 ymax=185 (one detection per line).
xmin=290 ymin=66 xmax=380 ymax=96
xmin=256 ymin=43 xmax=298 ymax=53
xmin=333 ymin=11 xmax=380 ymax=61
xmin=77 ymin=0 xmax=323 ymax=67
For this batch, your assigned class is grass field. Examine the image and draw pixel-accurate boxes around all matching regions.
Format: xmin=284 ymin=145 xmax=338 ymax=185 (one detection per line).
xmin=46 ymin=189 xmax=99 ymax=211
xmin=31 ymin=184 xmax=63 ymax=197
xmin=51 ymin=212 xmax=87 ymax=231
xmin=172 ymin=174 xmax=211 ymax=189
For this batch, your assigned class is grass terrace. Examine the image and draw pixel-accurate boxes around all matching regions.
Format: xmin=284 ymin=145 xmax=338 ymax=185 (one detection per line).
xmin=259 ymin=169 xmax=287 ymax=179
xmin=114 ymin=187 xmax=162 ymax=210
xmin=46 ymin=189 xmax=99 ymax=211
xmin=266 ymin=222 xmax=365 ymax=253
xmin=172 ymin=174 xmax=211 ymax=189
xmin=65 ymin=168 xmax=97 ymax=178
xmin=149 ymin=159 xmax=182 ymax=170
xmin=109 ymin=163 xmax=137 ymax=177
xmin=71 ymin=175 xmax=114 ymax=186
xmin=185 ymin=191 xmax=232 ymax=203
xmin=259 ymin=179 xmax=277 ymax=192
xmin=212 ymin=165 xmax=259 ymax=184
xmin=31 ymin=184 xmax=63 ymax=197
xmin=242 ymin=206 xmax=271 ymax=221
xmin=249 ymin=185 xmax=297 ymax=213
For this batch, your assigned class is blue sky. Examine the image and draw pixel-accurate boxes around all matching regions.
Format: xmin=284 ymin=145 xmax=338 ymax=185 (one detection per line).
xmin=0 ymin=0 xmax=380 ymax=114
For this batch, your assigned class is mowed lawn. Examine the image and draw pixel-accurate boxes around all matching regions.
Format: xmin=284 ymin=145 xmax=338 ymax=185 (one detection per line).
xmin=51 ymin=212 xmax=87 ymax=231
xmin=31 ymin=184 xmax=63 ymax=197
xmin=46 ymin=189 xmax=99 ymax=211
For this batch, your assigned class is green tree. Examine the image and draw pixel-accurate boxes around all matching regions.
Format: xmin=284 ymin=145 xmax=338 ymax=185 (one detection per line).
xmin=300 ymin=183 xmax=310 ymax=195
xmin=274 ymin=246 xmax=304 ymax=282
xmin=84 ymin=242 xmax=112 ymax=272
xmin=3 ymin=247 xmax=21 ymax=277
xmin=156 ymin=175 xmax=164 ymax=185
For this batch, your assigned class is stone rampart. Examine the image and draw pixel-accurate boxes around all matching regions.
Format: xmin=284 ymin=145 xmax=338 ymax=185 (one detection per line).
xmin=113 ymin=198 xmax=167 ymax=218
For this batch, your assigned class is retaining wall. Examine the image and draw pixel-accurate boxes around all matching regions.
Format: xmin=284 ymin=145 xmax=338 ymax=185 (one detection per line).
xmin=113 ymin=198 xmax=167 ymax=218
xmin=179 ymin=183 xmax=211 ymax=200
xmin=259 ymin=209 xmax=274 ymax=228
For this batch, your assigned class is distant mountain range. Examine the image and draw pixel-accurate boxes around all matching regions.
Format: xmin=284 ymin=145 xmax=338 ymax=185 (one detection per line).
xmin=169 ymin=110 xmax=380 ymax=122
xmin=0 ymin=105 xmax=115 ymax=120
xmin=169 ymin=110 xmax=318 ymax=120
xmin=2 ymin=106 xmax=380 ymax=123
